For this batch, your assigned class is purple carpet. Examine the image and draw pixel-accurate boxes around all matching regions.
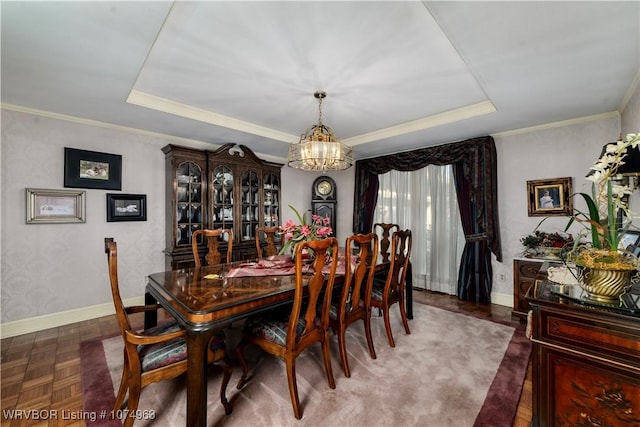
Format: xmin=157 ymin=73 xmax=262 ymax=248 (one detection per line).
xmin=81 ymin=303 xmax=531 ymax=426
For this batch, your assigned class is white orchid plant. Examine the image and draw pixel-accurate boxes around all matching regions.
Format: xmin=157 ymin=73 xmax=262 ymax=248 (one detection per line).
xmin=567 ymin=133 xmax=640 ymax=269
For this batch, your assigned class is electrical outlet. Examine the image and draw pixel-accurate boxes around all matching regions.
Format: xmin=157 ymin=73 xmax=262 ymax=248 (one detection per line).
xmin=499 ymin=273 xmax=506 ymax=281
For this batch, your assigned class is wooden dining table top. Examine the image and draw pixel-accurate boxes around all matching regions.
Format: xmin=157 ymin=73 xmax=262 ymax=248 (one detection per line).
xmin=146 ymin=252 xmax=390 ymax=326
xmin=147 ymin=260 xmax=301 ymax=326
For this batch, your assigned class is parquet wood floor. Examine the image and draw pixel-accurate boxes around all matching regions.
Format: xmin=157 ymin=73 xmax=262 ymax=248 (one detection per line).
xmin=1 ymin=290 xmax=532 ymax=426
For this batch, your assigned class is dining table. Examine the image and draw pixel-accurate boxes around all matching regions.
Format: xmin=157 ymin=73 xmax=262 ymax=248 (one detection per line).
xmin=144 ymin=252 xmax=412 ymax=427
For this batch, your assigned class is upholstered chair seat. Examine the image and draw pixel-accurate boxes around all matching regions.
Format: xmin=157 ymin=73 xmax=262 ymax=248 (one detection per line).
xmin=137 ymin=322 xmax=226 ymax=371
xmin=242 ymin=315 xmax=309 ymax=347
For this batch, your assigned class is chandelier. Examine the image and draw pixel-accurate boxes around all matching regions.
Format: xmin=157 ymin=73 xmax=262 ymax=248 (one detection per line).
xmin=288 ymin=90 xmax=353 ymax=172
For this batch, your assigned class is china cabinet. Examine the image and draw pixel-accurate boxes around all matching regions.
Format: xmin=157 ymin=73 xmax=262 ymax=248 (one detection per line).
xmin=163 ymin=144 xmax=282 ymax=270
xmin=527 ymin=275 xmax=640 ymax=426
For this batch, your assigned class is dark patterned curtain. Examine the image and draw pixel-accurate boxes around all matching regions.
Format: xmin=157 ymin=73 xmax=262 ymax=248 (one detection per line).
xmin=352 ymin=136 xmax=501 ymax=303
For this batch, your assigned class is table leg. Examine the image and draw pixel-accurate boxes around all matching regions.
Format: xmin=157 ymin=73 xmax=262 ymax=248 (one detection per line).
xmin=144 ymin=291 xmax=158 ymax=329
xmin=185 ymin=328 xmax=215 ymax=427
xmin=406 ymin=262 xmax=413 ymax=319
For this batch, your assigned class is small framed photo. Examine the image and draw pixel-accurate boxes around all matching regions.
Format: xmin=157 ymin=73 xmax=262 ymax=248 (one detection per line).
xmin=618 ymin=230 xmax=640 ymax=250
xmin=106 ymin=193 xmax=147 ymax=222
xmin=26 ymin=188 xmax=86 ymax=224
xmin=64 ymin=147 xmax=122 ymax=190
xmin=527 ymin=177 xmax=573 ymax=217
xmin=627 ymin=244 xmax=640 ymax=258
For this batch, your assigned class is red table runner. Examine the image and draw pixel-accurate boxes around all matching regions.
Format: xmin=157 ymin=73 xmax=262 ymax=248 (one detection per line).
xmin=225 ymin=254 xmax=349 ymax=278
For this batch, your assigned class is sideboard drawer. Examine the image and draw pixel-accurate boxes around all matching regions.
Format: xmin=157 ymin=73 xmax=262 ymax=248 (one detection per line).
xmin=517 ymin=261 xmax=542 ymax=279
xmin=513 ymin=258 xmax=561 ymax=318
xmin=539 ymin=310 xmax=640 ymax=367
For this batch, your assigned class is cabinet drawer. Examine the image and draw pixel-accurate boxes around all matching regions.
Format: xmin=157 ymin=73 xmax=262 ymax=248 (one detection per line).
xmin=539 ymin=310 xmax=640 ymax=366
xmin=516 ymin=260 xmax=542 ymax=279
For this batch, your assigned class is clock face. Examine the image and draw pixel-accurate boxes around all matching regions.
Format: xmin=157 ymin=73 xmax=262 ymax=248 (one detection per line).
xmin=317 ymin=180 xmax=332 ymax=195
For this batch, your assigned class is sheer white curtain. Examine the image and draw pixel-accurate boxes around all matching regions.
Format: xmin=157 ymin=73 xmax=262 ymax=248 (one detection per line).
xmin=373 ymin=165 xmax=465 ymax=295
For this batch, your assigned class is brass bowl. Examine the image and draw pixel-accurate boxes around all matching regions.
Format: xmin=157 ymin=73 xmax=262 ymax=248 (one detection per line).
xmin=576 ymin=267 xmax=636 ymax=303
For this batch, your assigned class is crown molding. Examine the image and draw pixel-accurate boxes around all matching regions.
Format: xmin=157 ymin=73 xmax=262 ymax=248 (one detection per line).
xmin=492 ymin=111 xmax=620 ymax=138
xmin=619 ymin=69 xmax=640 ymax=113
xmin=126 ymin=89 xmax=298 ymax=143
xmin=345 ymin=100 xmax=496 ymax=146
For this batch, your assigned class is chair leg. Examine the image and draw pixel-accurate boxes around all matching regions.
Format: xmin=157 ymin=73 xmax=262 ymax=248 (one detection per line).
xmin=285 ymin=355 xmax=302 ymax=419
xmin=123 ymin=381 xmax=141 ymax=427
xmin=382 ymin=307 xmax=396 ymax=347
xmin=321 ymin=332 xmax=336 ymax=389
xmin=363 ymin=313 xmax=377 ymax=360
xmin=399 ymin=299 xmax=411 ymax=335
xmin=337 ymin=324 xmax=351 ymax=378
xmin=113 ymin=357 xmax=129 ymax=413
xmin=218 ymin=354 xmax=233 ymax=415
xmin=235 ymin=340 xmax=249 ymax=389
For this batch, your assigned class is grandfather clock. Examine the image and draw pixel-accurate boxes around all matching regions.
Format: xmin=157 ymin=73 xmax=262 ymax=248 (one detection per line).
xmin=312 ymin=176 xmax=337 ymax=234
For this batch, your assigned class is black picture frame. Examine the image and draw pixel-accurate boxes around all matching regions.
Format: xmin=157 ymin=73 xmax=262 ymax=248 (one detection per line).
xmin=618 ymin=230 xmax=640 ymax=250
xmin=106 ymin=193 xmax=147 ymax=222
xmin=527 ymin=177 xmax=573 ymax=217
xmin=627 ymin=244 xmax=640 ymax=258
xmin=64 ymin=147 xmax=122 ymax=190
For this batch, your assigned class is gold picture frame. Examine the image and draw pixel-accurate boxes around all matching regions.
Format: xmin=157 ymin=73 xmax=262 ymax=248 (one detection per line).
xmin=527 ymin=177 xmax=573 ymax=217
xmin=26 ymin=188 xmax=86 ymax=224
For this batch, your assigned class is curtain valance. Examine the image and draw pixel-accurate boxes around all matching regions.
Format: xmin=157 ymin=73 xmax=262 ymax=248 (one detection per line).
xmin=352 ymin=136 xmax=501 ymax=263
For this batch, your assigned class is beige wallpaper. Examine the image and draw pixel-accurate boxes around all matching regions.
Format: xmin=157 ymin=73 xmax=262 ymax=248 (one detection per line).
xmin=1 ymin=110 xmax=167 ymax=323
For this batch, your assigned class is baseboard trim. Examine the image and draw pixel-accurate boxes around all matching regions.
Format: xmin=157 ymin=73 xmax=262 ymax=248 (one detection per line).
xmin=0 ymin=296 xmax=145 ymax=339
xmin=491 ymin=292 xmax=513 ymax=308
xmin=1 ymin=291 xmax=514 ymax=339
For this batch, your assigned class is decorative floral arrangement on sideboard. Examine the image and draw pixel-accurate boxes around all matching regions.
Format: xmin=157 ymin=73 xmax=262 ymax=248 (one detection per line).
xmin=279 ymin=205 xmax=333 ymax=256
xmin=568 ymin=133 xmax=640 ymax=301
xmin=567 ymin=133 xmax=640 ymax=269
xmin=520 ymin=230 xmax=574 ymax=259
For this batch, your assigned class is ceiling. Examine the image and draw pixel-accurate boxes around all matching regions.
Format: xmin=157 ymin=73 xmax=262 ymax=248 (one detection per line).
xmin=2 ymin=1 xmax=639 ymax=163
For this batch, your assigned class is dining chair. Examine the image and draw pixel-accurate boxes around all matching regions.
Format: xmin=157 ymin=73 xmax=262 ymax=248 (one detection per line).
xmin=329 ymin=233 xmax=379 ymax=377
xmin=235 ymin=237 xmax=340 ymax=419
xmin=192 ymin=228 xmax=233 ymax=267
xmin=370 ymin=229 xmax=412 ymax=347
xmin=373 ymin=223 xmax=399 ymax=263
xmin=104 ymin=238 xmax=232 ymax=425
xmin=255 ymin=225 xmax=281 ymax=259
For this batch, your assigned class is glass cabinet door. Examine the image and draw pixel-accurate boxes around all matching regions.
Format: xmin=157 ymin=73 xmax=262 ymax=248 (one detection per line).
xmin=240 ymin=169 xmax=260 ymax=241
xmin=263 ymin=173 xmax=280 ymax=227
xmin=211 ymin=166 xmax=234 ymax=234
xmin=176 ymin=161 xmax=203 ymax=246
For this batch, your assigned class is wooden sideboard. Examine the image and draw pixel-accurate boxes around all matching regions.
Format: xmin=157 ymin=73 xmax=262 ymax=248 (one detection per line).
xmin=512 ymin=257 xmax=561 ymax=319
xmin=527 ymin=280 xmax=640 ymax=426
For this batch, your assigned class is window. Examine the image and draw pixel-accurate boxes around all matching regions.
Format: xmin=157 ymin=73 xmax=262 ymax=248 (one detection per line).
xmin=374 ymin=165 xmax=465 ymax=294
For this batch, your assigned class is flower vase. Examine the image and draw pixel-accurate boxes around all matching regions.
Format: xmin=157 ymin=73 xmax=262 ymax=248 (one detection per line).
xmin=571 ymin=248 xmax=639 ymax=303
xmin=576 ymin=266 xmax=636 ymax=303
xmin=292 ymin=244 xmax=315 ymax=264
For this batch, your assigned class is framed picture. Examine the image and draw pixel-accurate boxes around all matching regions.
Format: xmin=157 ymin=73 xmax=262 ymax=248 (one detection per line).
xmin=106 ymin=193 xmax=147 ymax=222
xmin=26 ymin=188 xmax=86 ymax=224
xmin=527 ymin=177 xmax=573 ymax=217
xmin=64 ymin=147 xmax=122 ymax=190
xmin=618 ymin=230 xmax=640 ymax=250
xmin=627 ymin=244 xmax=640 ymax=258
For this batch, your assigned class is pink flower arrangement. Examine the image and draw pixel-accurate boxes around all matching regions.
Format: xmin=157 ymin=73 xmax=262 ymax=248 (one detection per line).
xmin=279 ymin=205 xmax=333 ymax=255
